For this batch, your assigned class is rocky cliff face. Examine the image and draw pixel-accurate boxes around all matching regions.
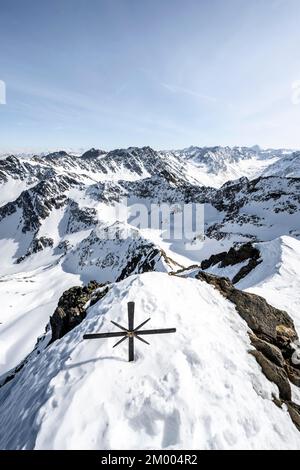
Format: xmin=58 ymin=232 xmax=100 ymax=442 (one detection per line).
xmin=200 ymin=242 xmax=262 ymax=284
xmin=185 ymin=270 xmax=300 ymax=430
xmin=49 ymin=281 xmax=108 ymax=343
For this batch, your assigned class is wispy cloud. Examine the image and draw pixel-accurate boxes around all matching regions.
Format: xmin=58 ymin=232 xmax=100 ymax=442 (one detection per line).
xmin=162 ymin=82 xmax=217 ymax=104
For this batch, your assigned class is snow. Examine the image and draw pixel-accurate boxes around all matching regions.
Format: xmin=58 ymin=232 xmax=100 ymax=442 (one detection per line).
xmin=186 ymin=156 xmax=281 ymax=188
xmin=38 ymin=206 xmax=66 ymax=245
xmin=0 ymin=178 xmax=36 ymax=206
xmin=237 ymin=236 xmax=300 ymax=336
xmin=220 ymin=200 xmax=300 ymax=243
xmin=262 ymin=153 xmax=300 ymax=178
xmin=62 ymin=224 xmax=179 ymax=283
xmin=1 ymin=146 xmax=300 ymax=449
xmin=0 ymin=209 xmax=32 ymax=272
xmin=0 ymin=272 xmax=299 ymax=450
xmin=0 ymin=262 xmax=81 ymax=376
xmin=205 ymin=260 xmax=249 ymax=280
xmin=171 ymin=147 xmax=284 ymax=188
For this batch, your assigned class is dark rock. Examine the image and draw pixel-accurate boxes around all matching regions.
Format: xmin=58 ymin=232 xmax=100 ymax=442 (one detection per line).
xmin=275 ymin=324 xmax=297 ymax=348
xmin=194 ymin=270 xmax=300 ymax=431
xmin=272 ymin=396 xmax=282 ymax=408
xmin=200 ymin=242 xmax=262 ymax=284
xmin=249 ymin=334 xmax=285 ymax=368
xmin=46 ymin=150 xmax=69 ymax=158
xmin=16 ymin=236 xmax=54 ymax=263
xmin=0 ymin=175 xmax=77 ymax=233
xmin=89 ymin=286 xmax=109 ymax=307
xmin=200 ymin=251 xmax=227 ymax=270
xmin=49 ymin=281 xmax=107 ymax=343
xmin=195 ymin=271 xmax=297 ymax=343
xmin=286 ymin=402 xmax=300 ymax=431
xmin=250 ymin=350 xmax=291 ymax=401
xmin=55 ymin=240 xmax=71 ymax=255
xmin=116 ymin=247 xmax=180 ymax=282
xmin=232 ymin=258 xmax=262 ymax=284
xmin=81 ymin=148 xmax=106 ymax=159
xmin=286 ymin=364 xmax=300 ymax=387
xmin=220 ymin=243 xmax=260 ymax=268
xmin=66 ymin=201 xmax=97 ymax=233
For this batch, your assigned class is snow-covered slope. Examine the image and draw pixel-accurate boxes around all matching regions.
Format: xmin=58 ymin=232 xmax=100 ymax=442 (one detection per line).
xmin=237 ymin=236 xmax=300 ymax=335
xmin=63 ymin=224 xmax=182 ymax=283
xmin=167 ymin=146 xmax=291 ymax=188
xmin=1 ymin=272 xmax=299 ymax=450
xmin=0 ymin=145 xmax=297 ymax=194
xmin=206 ymin=176 xmax=300 ymax=243
xmin=0 ymin=263 xmax=81 ymax=376
xmin=198 ymin=235 xmax=300 ymax=338
xmin=0 ymin=162 xmax=299 ymax=378
xmin=262 ymin=152 xmax=300 ymax=178
xmin=1 ymin=143 xmax=300 ymax=450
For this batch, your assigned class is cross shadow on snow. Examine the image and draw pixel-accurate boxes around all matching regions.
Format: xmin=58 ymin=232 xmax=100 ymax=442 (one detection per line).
xmin=64 ymin=355 xmax=128 ymax=369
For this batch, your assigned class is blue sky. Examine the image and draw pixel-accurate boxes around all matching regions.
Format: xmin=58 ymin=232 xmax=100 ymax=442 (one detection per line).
xmin=1 ymin=0 xmax=300 ymax=151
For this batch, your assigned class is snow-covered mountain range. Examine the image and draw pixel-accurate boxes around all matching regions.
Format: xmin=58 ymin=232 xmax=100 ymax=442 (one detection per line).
xmin=0 ymin=145 xmax=300 ymax=450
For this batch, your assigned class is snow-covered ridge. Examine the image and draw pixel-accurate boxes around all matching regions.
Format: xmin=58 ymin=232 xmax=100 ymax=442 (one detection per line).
xmin=238 ymin=236 xmax=300 ymax=336
xmin=164 ymin=145 xmax=295 ymax=187
xmin=1 ymin=272 xmax=300 ymax=450
xmin=0 ymin=145 xmax=298 ymax=194
xmin=1 ymin=142 xmax=300 ymax=450
xmin=262 ymin=152 xmax=300 ymax=178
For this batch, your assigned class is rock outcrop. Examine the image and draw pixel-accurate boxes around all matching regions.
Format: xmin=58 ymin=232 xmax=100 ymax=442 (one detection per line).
xmin=200 ymin=242 xmax=262 ymax=284
xmin=193 ymin=270 xmax=300 ymax=431
xmin=16 ymin=236 xmax=54 ymax=263
xmin=49 ymin=281 xmax=108 ymax=343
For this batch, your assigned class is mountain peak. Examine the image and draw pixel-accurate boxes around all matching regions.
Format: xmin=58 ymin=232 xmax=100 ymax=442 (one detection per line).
xmin=81 ymin=148 xmax=106 ymax=159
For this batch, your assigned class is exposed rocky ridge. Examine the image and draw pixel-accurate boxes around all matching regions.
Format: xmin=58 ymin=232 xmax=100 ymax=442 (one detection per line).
xmin=81 ymin=148 xmax=106 ymax=159
xmin=1 ymin=165 xmax=299 ymax=276
xmin=64 ymin=201 xmax=97 ymax=234
xmin=210 ymin=176 xmax=300 ymax=214
xmin=116 ymin=247 xmax=183 ymax=282
xmin=0 ymin=243 xmax=180 ymax=385
xmin=172 ymin=145 xmax=289 ymax=174
xmin=50 ymin=254 xmax=185 ymax=342
xmin=2 ymin=146 xmax=300 ymax=445
xmin=1 ymin=148 xmax=300 ymax=251
xmin=0 ymin=175 xmax=97 ymax=263
xmin=1 ymin=145 xmax=296 ymax=197
xmin=82 ymin=174 xmax=300 ymax=235
xmin=94 ymin=146 xmax=199 ymax=184
xmin=262 ymin=152 xmax=300 ymax=178
xmin=6 ymin=266 xmax=300 ymax=434
xmin=194 ymin=271 xmax=296 ymax=343
xmin=32 ymin=150 xmax=110 ymax=179
xmin=28 ymin=146 xmax=200 ymax=186
xmin=191 ymin=270 xmax=300 ymax=430
xmin=63 ymin=225 xmax=182 ymax=283
xmin=0 ymin=175 xmax=80 ymax=231
xmin=16 ymin=236 xmax=54 ymax=263
xmin=204 ymin=176 xmax=300 ymax=242
xmin=0 ymin=154 xmax=55 ymax=184
xmin=49 ymin=281 xmax=108 ymax=343
xmin=123 ymin=175 xmax=300 ymax=242
xmin=200 ymin=242 xmax=262 ymax=284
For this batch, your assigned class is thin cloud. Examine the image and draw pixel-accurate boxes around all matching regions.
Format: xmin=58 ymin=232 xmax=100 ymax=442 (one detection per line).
xmin=162 ymin=83 xmax=217 ymax=103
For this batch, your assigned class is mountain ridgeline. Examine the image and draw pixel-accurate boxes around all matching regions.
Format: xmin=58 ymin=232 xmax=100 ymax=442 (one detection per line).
xmin=1 ymin=145 xmax=300 ymax=449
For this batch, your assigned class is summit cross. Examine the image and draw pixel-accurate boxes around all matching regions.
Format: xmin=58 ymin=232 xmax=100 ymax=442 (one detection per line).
xmin=83 ymin=302 xmax=176 ymax=362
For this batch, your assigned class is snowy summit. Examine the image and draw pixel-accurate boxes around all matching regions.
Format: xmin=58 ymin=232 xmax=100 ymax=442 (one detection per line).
xmin=0 ymin=145 xmax=300 ymax=450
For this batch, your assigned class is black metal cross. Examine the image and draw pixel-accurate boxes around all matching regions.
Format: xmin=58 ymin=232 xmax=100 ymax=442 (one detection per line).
xmin=83 ymin=302 xmax=176 ymax=362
